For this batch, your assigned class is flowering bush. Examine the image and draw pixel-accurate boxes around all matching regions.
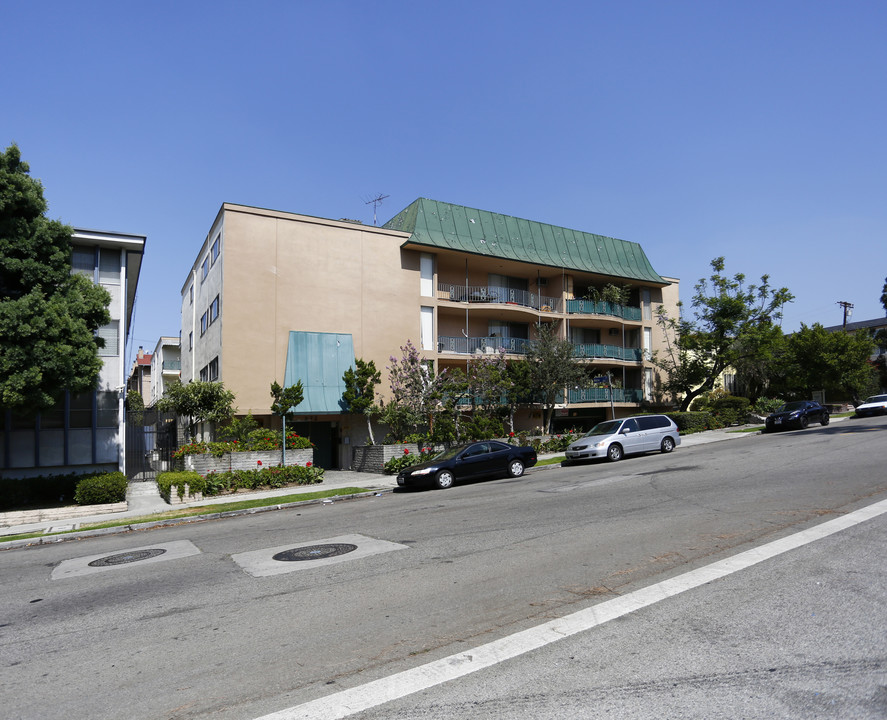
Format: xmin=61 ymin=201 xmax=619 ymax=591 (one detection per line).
xmin=383 ymin=446 xmax=434 ymax=474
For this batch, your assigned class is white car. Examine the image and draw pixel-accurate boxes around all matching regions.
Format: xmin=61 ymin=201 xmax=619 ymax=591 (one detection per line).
xmin=855 ymin=394 xmax=887 ymax=418
xmin=565 ymin=414 xmax=681 ymax=462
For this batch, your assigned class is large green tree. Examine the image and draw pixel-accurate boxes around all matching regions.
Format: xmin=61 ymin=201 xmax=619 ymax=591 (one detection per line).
xmin=0 ymin=144 xmax=111 ymax=413
xmin=654 ymin=257 xmax=794 ymax=411
xmin=774 ymin=323 xmax=877 ymax=405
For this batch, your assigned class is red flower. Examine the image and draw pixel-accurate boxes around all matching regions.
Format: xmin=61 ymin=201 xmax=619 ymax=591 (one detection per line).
xmin=306 ymin=461 xmax=312 ymax=468
xmin=404 ymin=448 xmax=410 ymax=455
xmin=257 ymin=460 xmax=263 ymax=466
xmin=509 ymin=432 xmax=515 ymax=437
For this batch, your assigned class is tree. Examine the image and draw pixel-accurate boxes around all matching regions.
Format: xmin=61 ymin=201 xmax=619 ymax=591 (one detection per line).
xmin=125 ymin=390 xmax=145 ymax=425
xmin=386 ymin=340 xmax=439 ymax=437
xmin=775 ymin=323 xmax=878 ymax=405
xmin=270 ymin=380 xmax=304 ymax=462
xmin=503 ymin=359 xmax=537 ymax=434
xmin=654 ymin=257 xmax=794 ymax=411
xmin=0 ymin=144 xmax=111 ymax=413
xmin=526 ymin=322 xmax=583 ymax=432
xmin=157 ymin=381 xmax=236 ymax=440
xmin=341 ymin=359 xmax=381 ymax=444
xmin=881 ymin=276 xmax=887 ymax=315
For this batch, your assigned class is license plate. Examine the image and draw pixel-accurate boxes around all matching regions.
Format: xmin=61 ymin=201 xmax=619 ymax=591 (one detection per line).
xmin=774 ymin=418 xmax=782 ymax=424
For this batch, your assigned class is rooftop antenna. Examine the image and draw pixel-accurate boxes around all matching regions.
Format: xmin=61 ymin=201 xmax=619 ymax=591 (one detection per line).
xmin=365 ymin=193 xmax=389 ymax=226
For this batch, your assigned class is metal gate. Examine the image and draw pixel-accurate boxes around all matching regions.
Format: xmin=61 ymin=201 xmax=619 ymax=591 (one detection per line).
xmin=125 ymin=408 xmax=177 ymax=481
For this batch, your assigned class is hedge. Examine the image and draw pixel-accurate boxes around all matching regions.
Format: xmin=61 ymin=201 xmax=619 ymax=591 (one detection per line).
xmin=72 ymin=472 xmax=128 ymax=505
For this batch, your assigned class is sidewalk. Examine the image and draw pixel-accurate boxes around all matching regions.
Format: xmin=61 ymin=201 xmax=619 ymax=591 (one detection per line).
xmin=0 ymin=422 xmax=785 ymax=544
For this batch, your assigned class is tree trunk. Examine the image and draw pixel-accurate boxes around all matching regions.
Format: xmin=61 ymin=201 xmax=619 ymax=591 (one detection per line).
xmin=365 ymin=411 xmax=375 ymax=445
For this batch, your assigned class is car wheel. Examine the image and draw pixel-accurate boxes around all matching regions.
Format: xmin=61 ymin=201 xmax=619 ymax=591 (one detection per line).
xmin=508 ymin=459 xmax=525 ymax=477
xmin=799 ymin=415 xmax=809 ymax=429
xmin=434 ymin=470 xmax=454 ymax=489
xmin=661 ymin=437 xmax=675 ymax=453
xmin=607 ymin=444 xmax=623 ymax=462
xmin=821 ymin=413 xmax=830 ymax=426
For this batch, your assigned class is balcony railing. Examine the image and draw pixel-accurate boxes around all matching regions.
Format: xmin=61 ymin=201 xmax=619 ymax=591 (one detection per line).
xmin=438 ymin=284 xmax=562 ymax=313
xmin=568 ymin=387 xmax=643 ymax=403
xmin=438 ymin=336 xmax=531 ymax=355
xmin=162 ymin=360 xmax=181 ymax=371
xmin=572 ymin=344 xmax=643 ymax=362
xmin=566 ymin=298 xmax=642 ymax=321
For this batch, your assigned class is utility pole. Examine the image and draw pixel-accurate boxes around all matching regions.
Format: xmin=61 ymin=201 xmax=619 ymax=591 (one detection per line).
xmin=837 ymin=301 xmax=854 ymax=329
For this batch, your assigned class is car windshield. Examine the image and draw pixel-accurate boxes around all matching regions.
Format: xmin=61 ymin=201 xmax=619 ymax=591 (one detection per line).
xmin=776 ymin=401 xmax=808 ymax=412
xmin=583 ymin=420 xmax=621 ymax=437
xmin=863 ymin=395 xmax=887 ymax=404
xmin=431 ymin=446 xmax=464 ymax=461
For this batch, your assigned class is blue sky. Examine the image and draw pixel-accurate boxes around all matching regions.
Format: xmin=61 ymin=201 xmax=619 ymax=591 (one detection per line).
xmin=3 ymin=1 xmax=885 ymax=365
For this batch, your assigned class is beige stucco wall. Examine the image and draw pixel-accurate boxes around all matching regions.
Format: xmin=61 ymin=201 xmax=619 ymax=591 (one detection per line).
xmin=218 ymin=206 xmax=418 ymax=414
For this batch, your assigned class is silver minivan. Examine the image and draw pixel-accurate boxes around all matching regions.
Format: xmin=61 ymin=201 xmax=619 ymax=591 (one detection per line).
xmin=565 ymin=414 xmax=681 ymax=462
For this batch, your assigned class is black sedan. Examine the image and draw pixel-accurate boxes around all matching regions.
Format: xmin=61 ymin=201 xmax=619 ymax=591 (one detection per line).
xmin=764 ymin=400 xmax=830 ymax=432
xmin=396 ymin=441 xmax=538 ymax=489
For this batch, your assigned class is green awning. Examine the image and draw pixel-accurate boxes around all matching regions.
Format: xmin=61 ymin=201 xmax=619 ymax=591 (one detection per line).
xmin=283 ymin=331 xmax=354 ymax=414
xmin=384 ymin=198 xmax=668 ymax=285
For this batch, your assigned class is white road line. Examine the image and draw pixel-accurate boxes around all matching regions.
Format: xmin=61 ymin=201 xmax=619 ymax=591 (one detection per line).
xmin=256 ymin=497 xmax=887 ymax=720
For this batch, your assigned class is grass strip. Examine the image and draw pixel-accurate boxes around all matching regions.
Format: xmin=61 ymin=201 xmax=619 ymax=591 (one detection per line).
xmin=0 ymin=487 xmax=373 ymax=543
xmin=536 ymin=456 xmax=566 ymax=466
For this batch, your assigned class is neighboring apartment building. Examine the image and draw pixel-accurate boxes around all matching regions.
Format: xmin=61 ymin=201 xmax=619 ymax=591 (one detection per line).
xmin=148 ymin=336 xmax=181 ymax=408
xmin=181 ymin=199 xmax=679 ymax=469
xmin=126 ymin=346 xmax=153 ymax=400
xmin=823 ymin=317 xmax=887 ymax=360
xmin=1 ymin=228 xmax=145 ymax=477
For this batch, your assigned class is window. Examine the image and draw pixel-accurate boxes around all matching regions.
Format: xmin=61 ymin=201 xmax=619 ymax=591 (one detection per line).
xmin=72 ymin=246 xmax=95 ymax=278
xmin=70 ymin=392 xmax=93 ymax=429
xmin=643 ymin=327 xmax=652 ymax=360
xmin=201 ymin=256 xmax=209 ymax=281
xmin=209 ymin=295 xmax=220 ymax=323
xmin=642 ymin=289 xmax=652 ymax=321
xmin=208 ymin=356 xmax=219 ymax=381
xmin=200 ymin=312 xmax=208 ymax=335
xmin=189 ymin=284 xmax=193 ymax=305
xmin=211 ymin=234 xmax=221 ymax=264
xmin=97 ymin=391 xmax=118 ymax=427
xmin=97 ymin=321 xmax=119 ymax=356
xmin=644 ymin=368 xmax=654 ymax=400
xmin=420 ymin=253 xmax=433 ymax=297
xmin=420 ymin=306 xmax=433 ymax=350
xmin=199 ymin=365 xmax=208 ymax=382
xmin=723 ymin=373 xmax=736 ymax=393
xmin=99 ymin=248 xmax=120 ymax=283
xmin=188 ymin=331 xmax=193 ymax=350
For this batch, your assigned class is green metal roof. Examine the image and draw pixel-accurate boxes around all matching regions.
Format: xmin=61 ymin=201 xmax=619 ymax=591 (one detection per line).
xmin=383 ymin=198 xmax=668 ymax=285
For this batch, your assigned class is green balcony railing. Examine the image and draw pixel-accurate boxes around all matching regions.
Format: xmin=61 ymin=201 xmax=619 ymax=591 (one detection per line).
xmin=572 ymin=344 xmax=643 ymax=361
xmin=566 ymin=299 xmax=642 ymax=321
xmin=568 ymin=387 xmax=643 ymax=404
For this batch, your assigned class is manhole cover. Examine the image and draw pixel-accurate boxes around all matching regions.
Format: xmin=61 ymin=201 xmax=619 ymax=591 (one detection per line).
xmin=273 ymin=543 xmax=358 ymax=562
xmin=89 ymin=548 xmax=167 ymax=567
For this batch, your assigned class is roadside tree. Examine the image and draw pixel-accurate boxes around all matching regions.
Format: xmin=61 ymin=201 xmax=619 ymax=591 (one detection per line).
xmin=654 ymin=257 xmax=793 ymax=411
xmin=0 ymin=144 xmax=111 ymax=413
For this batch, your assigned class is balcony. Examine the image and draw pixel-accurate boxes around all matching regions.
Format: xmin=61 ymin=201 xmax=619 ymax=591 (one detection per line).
xmin=438 ymin=284 xmax=562 ymax=313
xmin=438 ymin=336 xmax=530 ymax=355
xmin=569 ymin=387 xmax=643 ymax=403
xmin=566 ymin=298 xmax=642 ymax=321
xmin=161 ymin=360 xmax=181 ymax=372
xmin=572 ymin=344 xmax=642 ymax=362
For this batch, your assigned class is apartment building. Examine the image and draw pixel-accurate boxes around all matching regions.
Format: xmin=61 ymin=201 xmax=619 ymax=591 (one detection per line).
xmin=1 ymin=228 xmax=145 ymax=477
xmin=126 ymin=346 xmax=153 ymax=400
xmin=148 ymin=336 xmax=181 ymax=408
xmin=181 ymin=199 xmax=679 ymax=468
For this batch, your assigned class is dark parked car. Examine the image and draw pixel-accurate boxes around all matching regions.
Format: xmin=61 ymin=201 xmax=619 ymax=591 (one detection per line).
xmin=396 ymin=441 xmax=538 ymax=489
xmin=764 ymin=400 xmax=830 ymax=432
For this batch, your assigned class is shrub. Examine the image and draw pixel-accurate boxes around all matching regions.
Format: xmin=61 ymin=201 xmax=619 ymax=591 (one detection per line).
xmin=709 ymin=396 xmax=751 ymax=426
xmin=0 ymin=473 xmax=80 ymax=510
xmin=383 ymin=447 xmax=432 ymax=475
xmin=666 ymin=411 xmax=715 ymax=434
xmin=73 ymin=472 xmax=128 ymax=505
xmin=199 ymin=464 xmax=324 ymax=495
xmin=157 ymin=471 xmax=205 ymax=499
xmin=753 ymin=397 xmax=783 ymax=415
